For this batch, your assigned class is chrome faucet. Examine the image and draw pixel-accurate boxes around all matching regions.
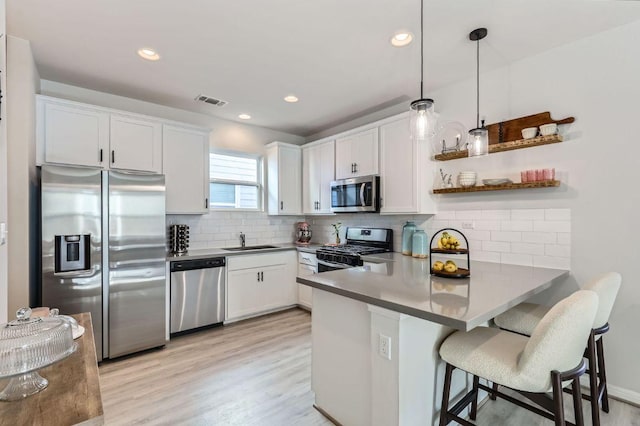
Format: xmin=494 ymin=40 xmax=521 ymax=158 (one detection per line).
xmin=240 ymin=232 xmax=246 ymax=248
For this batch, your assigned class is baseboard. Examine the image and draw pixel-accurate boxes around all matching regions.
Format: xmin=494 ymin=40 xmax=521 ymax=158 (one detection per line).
xmin=578 ymin=375 xmax=640 ymax=407
xmin=607 ymin=384 xmax=640 ymax=407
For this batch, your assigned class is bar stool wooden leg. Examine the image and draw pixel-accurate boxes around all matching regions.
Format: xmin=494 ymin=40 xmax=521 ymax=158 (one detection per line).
xmin=587 ymin=330 xmax=601 ymax=426
xmin=551 ymin=370 xmax=566 ymax=426
xmin=572 ymin=377 xmax=585 ymax=426
xmin=596 ymin=336 xmax=610 ymax=413
xmin=470 ymin=375 xmax=480 ymax=420
xmin=440 ymin=363 xmax=454 ymax=426
xmin=490 ymin=382 xmax=498 ymax=400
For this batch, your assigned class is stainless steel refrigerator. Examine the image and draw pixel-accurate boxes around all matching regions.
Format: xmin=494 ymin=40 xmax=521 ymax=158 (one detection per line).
xmin=40 ymin=165 xmax=166 ymax=361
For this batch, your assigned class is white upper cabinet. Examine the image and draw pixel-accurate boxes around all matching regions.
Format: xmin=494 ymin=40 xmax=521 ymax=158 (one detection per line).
xmin=163 ymin=124 xmax=210 ymax=214
xmin=379 ymin=113 xmax=436 ymax=214
xmin=335 ymin=128 xmax=378 ymax=179
xmin=302 ymin=140 xmax=335 ymax=214
xmin=36 ymin=95 xmax=164 ymax=174
xmin=266 ymin=142 xmax=302 ymax=215
xmin=37 ymin=99 xmax=109 ymax=168
xmin=109 ymin=114 xmax=162 ymax=173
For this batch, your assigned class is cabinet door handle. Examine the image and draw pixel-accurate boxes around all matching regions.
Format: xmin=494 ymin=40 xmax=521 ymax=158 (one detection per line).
xmin=380 ymin=198 xmax=383 ymax=208
xmin=280 ymin=201 xmax=283 ymax=210
xmin=111 ymin=150 xmax=115 ymax=164
xmin=260 ymin=271 xmax=264 ymax=281
xmin=205 ymin=198 xmax=208 ymax=208
xmin=354 ymin=163 xmax=358 ymax=173
xmin=257 ymin=272 xmax=260 ymax=282
xmin=99 ymin=149 xmax=103 ymax=163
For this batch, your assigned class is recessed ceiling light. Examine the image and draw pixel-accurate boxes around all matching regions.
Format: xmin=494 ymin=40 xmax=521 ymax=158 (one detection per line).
xmin=284 ymin=95 xmax=299 ymax=103
xmin=137 ymin=47 xmax=160 ymax=61
xmin=390 ymin=32 xmax=413 ymax=47
xmin=238 ymin=114 xmax=251 ymax=120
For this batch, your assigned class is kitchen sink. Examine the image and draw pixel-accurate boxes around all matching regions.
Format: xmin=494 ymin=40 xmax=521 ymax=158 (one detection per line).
xmin=223 ymin=245 xmax=278 ymax=251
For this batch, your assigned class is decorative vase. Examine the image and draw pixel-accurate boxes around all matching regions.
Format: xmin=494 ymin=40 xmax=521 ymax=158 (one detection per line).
xmin=402 ymin=221 xmax=417 ymax=256
xmin=411 ymin=229 xmax=428 ymax=259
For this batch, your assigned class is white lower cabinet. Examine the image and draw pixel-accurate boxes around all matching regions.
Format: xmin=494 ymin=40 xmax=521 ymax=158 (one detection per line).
xmin=226 ymin=251 xmax=297 ymax=322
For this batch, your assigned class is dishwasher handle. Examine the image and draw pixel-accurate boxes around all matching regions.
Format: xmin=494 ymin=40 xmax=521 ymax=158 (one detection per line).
xmin=170 ymin=257 xmax=226 ymax=272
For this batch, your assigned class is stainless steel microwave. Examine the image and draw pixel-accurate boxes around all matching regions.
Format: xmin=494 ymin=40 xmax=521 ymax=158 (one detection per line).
xmin=330 ymin=175 xmax=379 ymax=213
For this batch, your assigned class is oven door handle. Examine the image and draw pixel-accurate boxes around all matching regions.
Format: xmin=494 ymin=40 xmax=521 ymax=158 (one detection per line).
xmin=317 ymin=259 xmax=353 ymax=269
xmin=360 ymin=183 xmax=366 ymax=207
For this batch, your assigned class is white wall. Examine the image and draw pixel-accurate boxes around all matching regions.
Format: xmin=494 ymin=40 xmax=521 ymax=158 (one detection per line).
xmin=6 ymin=35 xmax=40 ymax=315
xmin=39 ymin=80 xmax=305 ymax=155
xmin=427 ymin=21 xmax=640 ymax=399
xmin=308 ymin=20 xmax=640 ymax=400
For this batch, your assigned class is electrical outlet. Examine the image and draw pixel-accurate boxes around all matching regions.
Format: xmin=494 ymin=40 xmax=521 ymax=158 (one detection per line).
xmin=462 ymin=221 xmax=475 ymax=230
xmin=378 ymin=334 xmax=391 ymax=360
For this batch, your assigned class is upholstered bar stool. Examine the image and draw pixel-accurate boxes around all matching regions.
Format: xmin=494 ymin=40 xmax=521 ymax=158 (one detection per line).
xmin=439 ymin=290 xmax=599 ymax=426
xmin=494 ymin=272 xmax=621 ymax=426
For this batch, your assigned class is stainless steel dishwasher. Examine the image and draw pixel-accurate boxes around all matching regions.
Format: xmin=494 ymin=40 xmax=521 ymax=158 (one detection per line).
xmin=170 ymin=257 xmax=225 ymax=334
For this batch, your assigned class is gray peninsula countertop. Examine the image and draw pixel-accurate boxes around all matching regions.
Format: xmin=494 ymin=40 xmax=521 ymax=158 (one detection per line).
xmin=297 ymin=252 xmax=569 ymax=331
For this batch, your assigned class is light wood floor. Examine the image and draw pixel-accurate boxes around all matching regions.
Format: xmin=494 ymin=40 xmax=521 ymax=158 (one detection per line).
xmin=99 ymin=308 xmax=640 ymax=425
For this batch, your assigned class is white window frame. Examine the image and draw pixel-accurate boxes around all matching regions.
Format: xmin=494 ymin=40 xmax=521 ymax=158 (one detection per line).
xmin=209 ymin=149 xmax=263 ymax=211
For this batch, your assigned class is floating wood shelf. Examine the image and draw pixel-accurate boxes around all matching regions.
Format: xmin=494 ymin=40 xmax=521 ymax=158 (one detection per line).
xmin=433 ymin=180 xmax=560 ymax=194
xmin=434 ymin=134 xmax=563 ymax=161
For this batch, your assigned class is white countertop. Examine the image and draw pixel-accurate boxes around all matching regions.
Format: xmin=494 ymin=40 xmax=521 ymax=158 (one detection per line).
xmin=297 ymin=252 xmax=569 ymax=331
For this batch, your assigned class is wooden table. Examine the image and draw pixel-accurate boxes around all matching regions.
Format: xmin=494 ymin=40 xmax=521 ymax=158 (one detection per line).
xmin=0 ymin=313 xmax=104 ymax=426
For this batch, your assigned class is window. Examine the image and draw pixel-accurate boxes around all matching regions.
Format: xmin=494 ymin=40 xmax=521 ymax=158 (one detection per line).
xmin=209 ymin=151 xmax=262 ymax=210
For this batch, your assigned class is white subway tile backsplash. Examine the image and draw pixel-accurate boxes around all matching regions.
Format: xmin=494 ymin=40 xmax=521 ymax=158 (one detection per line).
xmin=481 ymin=210 xmax=511 ymax=220
xmin=557 ymin=233 xmax=571 ymax=245
xmin=466 ymin=230 xmax=491 ymax=241
xmin=534 ymin=221 xmax=571 ymax=233
xmin=482 ymin=241 xmax=511 ymax=253
xmin=511 ymin=242 xmax=545 ymax=256
xmin=171 ymin=208 xmax=570 ymax=268
xmin=491 ymin=231 xmax=522 ymax=242
xmin=501 ymin=253 xmax=533 ymax=267
xmin=511 ymin=209 xmax=545 ymax=221
xmin=435 ymin=210 xmax=457 ymax=220
xmin=545 ymin=244 xmax=571 ymax=258
xmin=545 ymin=208 xmax=571 ymax=221
xmin=522 ymin=232 xmax=557 ymax=244
xmin=500 ymin=220 xmax=533 ymax=232
xmin=470 ymin=251 xmax=501 ymax=263
xmin=475 ymin=220 xmax=501 ymax=231
xmin=455 ymin=210 xmax=481 ymax=220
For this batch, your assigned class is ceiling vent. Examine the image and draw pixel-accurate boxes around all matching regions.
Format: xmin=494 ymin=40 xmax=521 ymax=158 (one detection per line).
xmin=194 ymin=94 xmax=228 ymax=107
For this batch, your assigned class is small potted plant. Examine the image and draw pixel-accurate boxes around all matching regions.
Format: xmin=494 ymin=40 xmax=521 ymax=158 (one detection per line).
xmin=331 ymin=222 xmax=342 ymax=245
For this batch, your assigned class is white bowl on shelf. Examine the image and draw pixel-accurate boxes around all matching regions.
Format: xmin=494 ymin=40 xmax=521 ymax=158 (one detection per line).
xmin=539 ymin=123 xmax=558 ymax=136
xmin=521 ymin=127 xmax=538 ymax=139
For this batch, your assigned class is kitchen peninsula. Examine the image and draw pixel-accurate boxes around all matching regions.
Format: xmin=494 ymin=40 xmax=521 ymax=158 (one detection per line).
xmin=297 ymin=254 xmax=569 ymax=426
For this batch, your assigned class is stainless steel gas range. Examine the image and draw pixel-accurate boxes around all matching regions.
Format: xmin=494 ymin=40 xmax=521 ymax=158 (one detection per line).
xmin=315 ymin=227 xmax=393 ymax=272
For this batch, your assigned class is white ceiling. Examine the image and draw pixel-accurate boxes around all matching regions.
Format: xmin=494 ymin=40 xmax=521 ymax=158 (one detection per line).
xmin=7 ymin=0 xmax=640 ymax=136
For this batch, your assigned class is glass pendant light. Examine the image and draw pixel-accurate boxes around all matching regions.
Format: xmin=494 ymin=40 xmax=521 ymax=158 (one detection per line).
xmin=409 ymin=0 xmax=435 ymax=142
xmin=468 ymin=28 xmax=488 ymax=157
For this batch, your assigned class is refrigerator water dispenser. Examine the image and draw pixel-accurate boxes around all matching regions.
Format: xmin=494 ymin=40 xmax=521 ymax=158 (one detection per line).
xmin=55 ymin=234 xmax=91 ymax=272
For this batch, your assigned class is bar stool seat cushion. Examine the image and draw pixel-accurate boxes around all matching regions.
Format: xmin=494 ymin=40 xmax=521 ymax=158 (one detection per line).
xmin=440 ymin=327 xmax=536 ymax=390
xmin=441 ymin=291 xmax=599 ymax=394
xmin=494 ymin=272 xmax=621 ymax=336
xmin=494 ymin=303 xmax=549 ymax=336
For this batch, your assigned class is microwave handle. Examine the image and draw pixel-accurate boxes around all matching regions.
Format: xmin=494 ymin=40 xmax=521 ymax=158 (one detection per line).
xmin=360 ymin=183 xmax=366 ymax=207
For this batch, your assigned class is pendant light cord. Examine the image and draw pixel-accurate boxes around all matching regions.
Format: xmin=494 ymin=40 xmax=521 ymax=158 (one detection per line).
xmin=420 ymin=0 xmax=424 ymax=99
xmin=476 ymin=37 xmax=480 ymax=129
